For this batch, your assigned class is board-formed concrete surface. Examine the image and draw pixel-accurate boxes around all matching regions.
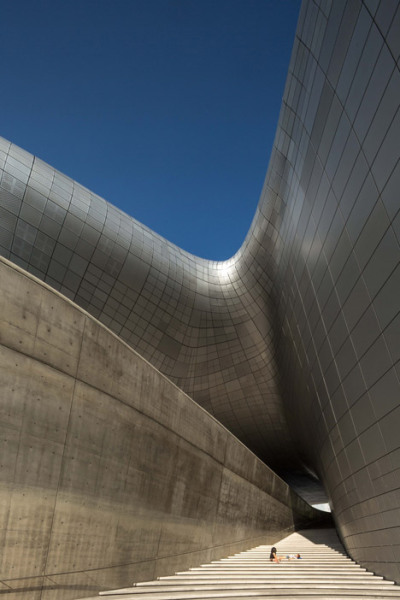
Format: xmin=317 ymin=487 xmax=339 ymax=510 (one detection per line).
xmin=1 ymin=0 xmax=400 ymax=590
xmin=0 ymin=257 xmax=319 ymax=599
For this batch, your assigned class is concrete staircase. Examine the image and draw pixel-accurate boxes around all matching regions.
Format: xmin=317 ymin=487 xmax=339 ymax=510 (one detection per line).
xmin=82 ymin=528 xmax=400 ymax=599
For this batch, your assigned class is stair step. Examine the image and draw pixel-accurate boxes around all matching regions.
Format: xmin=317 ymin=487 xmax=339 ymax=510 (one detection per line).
xmin=150 ymin=578 xmax=389 ymax=584
xmin=96 ymin=528 xmax=400 ymax=599
xmin=100 ymin=586 xmax=400 ymax=600
xmin=106 ymin=584 xmax=397 ymax=593
xmin=137 ymin=579 xmax=393 ymax=586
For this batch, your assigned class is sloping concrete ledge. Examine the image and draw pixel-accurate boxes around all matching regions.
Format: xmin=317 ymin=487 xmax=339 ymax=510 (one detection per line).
xmin=0 ymin=257 xmax=321 ymax=600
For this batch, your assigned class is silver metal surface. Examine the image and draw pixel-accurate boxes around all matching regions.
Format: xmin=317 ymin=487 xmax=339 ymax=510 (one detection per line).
xmin=0 ymin=0 xmax=400 ymax=588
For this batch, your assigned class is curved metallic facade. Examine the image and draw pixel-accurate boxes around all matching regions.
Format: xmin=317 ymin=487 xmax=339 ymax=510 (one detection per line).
xmin=1 ymin=0 xmax=400 ymax=584
xmin=0 ymin=144 xmax=295 ymax=470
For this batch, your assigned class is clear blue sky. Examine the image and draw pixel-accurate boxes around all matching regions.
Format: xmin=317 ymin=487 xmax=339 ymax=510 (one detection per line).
xmin=1 ymin=0 xmax=301 ymax=260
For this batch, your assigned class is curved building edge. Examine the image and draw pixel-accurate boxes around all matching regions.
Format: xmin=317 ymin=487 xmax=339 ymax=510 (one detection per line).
xmin=0 ymin=0 xmax=400 ymax=586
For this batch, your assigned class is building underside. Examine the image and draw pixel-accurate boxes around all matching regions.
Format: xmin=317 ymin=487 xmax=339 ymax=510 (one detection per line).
xmin=0 ymin=0 xmax=400 ymax=595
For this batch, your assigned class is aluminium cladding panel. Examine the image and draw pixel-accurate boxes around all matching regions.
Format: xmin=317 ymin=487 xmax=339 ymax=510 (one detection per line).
xmin=258 ymin=0 xmax=400 ymax=585
xmin=0 ymin=0 xmax=399 ymax=587
xmin=0 ymin=257 xmax=318 ymax=599
xmin=0 ymin=133 xmax=297 ymax=471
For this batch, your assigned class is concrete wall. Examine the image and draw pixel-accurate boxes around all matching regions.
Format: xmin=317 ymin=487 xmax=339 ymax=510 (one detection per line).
xmin=1 ymin=0 xmax=399 ymax=586
xmin=0 ymin=257 xmax=318 ymax=600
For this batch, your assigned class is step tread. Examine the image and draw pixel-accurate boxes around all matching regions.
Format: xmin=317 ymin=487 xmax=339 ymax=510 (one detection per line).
xmin=97 ymin=528 xmax=399 ymax=599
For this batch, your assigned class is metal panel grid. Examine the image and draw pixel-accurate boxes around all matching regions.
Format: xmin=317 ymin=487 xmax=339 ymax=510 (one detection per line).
xmin=0 ymin=0 xmax=399 ymax=584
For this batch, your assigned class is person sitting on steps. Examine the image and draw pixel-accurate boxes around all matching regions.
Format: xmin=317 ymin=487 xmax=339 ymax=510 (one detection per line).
xmin=269 ymin=546 xmax=285 ymax=563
